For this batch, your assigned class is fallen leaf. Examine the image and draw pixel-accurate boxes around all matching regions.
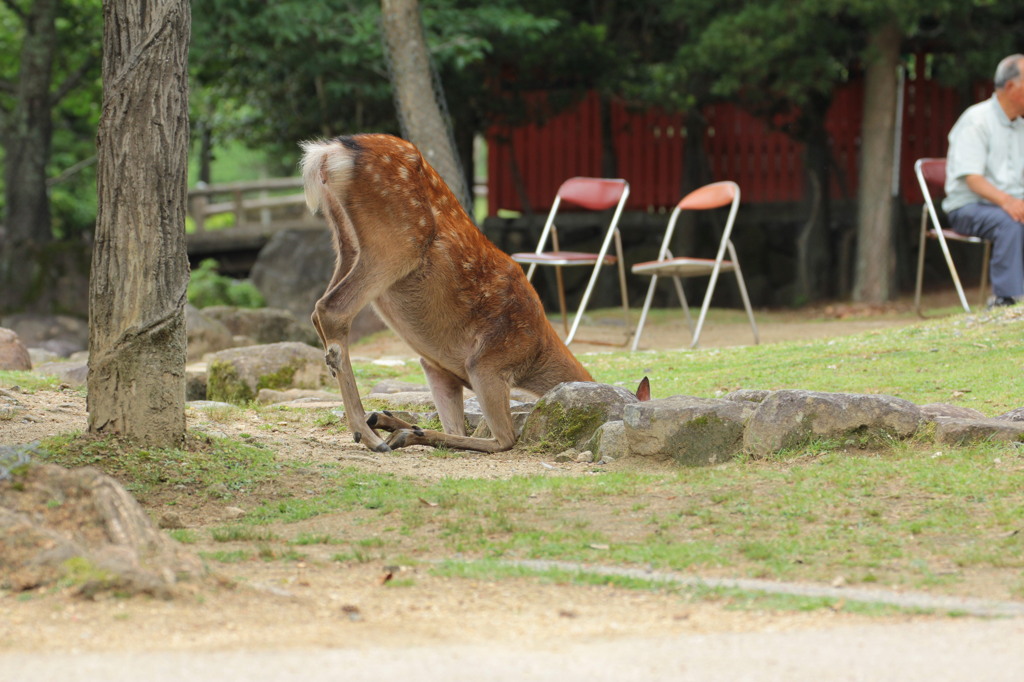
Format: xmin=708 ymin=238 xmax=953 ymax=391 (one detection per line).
xmin=418 ymin=497 xmax=439 ymax=507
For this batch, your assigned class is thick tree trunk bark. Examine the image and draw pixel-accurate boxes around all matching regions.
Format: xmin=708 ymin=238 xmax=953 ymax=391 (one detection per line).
xmin=0 ymin=0 xmax=58 ymax=313
xmin=380 ymin=0 xmax=473 ymax=217
xmin=87 ymin=0 xmax=191 ymax=447
xmin=853 ymin=21 xmax=902 ymax=303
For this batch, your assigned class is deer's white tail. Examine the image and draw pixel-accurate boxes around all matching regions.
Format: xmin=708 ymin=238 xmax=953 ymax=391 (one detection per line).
xmin=300 ymin=139 xmax=356 ymax=215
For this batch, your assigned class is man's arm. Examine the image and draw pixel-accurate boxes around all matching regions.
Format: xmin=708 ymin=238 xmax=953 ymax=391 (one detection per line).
xmin=965 ymin=174 xmax=1024 ymax=222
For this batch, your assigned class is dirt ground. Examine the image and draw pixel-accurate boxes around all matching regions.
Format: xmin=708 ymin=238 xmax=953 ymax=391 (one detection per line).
xmin=0 ymin=293 xmax=1002 ymax=659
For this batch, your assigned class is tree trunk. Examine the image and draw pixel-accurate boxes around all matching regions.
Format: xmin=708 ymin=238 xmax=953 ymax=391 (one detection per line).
xmin=853 ymin=21 xmax=902 ymax=303
xmin=0 ymin=0 xmax=58 ymax=313
xmin=380 ymin=0 xmax=473 ymax=217
xmin=795 ymin=108 xmax=832 ymax=304
xmin=87 ymin=0 xmax=191 ymax=447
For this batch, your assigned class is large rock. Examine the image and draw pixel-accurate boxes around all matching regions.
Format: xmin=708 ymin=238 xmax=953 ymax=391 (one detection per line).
xmin=0 ymin=454 xmax=202 ymax=597
xmin=624 ymin=396 xmax=757 ymax=466
xmin=743 ymin=390 xmax=923 ymax=457
xmin=249 ymin=228 xmax=385 ymax=341
xmin=185 ymin=304 xmax=235 ymax=361
xmin=586 ymin=420 xmax=628 ymax=461
xmin=0 ymin=327 xmax=31 ymax=370
xmin=0 ymin=313 xmax=88 ymax=357
xmin=997 ymin=407 xmax=1024 ymax=422
xmin=519 ymin=382 xmax=638 ymax=451
xmin=933 ymin=418 xmax=1024 ymax=446
xmin=33 ymin=360 xmax=89 ymax=387
xmin=206 ymin=342 xmax=332 ymax=404
xmin=920 ymin=403 xmax=987 ymax=421
xmin=201 ymin=305 xmax=319 ymax=347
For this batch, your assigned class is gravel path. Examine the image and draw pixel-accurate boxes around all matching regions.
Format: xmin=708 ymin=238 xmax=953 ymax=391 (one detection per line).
xmin=5 ymin=617 xmax=1023 ymax=682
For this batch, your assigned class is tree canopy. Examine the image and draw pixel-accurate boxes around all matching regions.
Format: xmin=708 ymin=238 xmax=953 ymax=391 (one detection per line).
xmin=3 ymin=0 xmax=1024 ymax=312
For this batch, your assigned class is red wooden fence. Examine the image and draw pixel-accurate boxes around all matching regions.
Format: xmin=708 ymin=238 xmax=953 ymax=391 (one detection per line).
xmin=486 ymin=59 xmax=990 ymax=216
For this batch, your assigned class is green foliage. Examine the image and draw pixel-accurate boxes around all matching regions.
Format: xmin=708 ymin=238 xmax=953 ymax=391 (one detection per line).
xmin=187 ymin=259 xmax=266 ymax=309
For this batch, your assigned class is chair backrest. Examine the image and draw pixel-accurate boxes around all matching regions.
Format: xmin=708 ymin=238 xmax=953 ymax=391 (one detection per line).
xmin=557 ymin=177 xmax=629 ymax=210
xmin=677 ymin=181 xmax=738 ymax=211
xmin=915 ymin=158 xmax=946 ymax=200
xmin=658 ymin=181 xmax=741 ymax=262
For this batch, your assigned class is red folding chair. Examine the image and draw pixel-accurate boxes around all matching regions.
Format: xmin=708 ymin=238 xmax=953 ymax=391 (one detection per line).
xmin=913 ymin=158 xmax=991 ymax=315
xmin=511 ymin=177 xmax=630 ymax=346
xmin=630 ymin=181 xmax=758 ymax=350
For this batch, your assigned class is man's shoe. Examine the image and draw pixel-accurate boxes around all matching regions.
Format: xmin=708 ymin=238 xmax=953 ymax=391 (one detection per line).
xmin=986 ymin=296 xmax=1020 ymax=309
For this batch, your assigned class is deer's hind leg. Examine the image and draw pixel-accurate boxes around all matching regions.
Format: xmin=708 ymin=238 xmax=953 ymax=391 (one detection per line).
xmin=312 ymin=194 xmax=411 ymax=453
xmin=368 ymin=359 xmax=466 ymax=439
xmin=380 ymin=361 xmax=517 ymax=454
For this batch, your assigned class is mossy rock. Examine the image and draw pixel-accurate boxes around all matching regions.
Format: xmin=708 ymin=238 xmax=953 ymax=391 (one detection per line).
xmin=519 ymin=382 xmax=638 ymax=452
xmin=206 ymin=342 xmax=331 ymax=405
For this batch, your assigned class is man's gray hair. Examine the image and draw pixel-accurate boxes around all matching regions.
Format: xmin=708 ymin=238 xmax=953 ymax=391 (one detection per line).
xmin=995 ymin=54 xmax=1024 ymax=89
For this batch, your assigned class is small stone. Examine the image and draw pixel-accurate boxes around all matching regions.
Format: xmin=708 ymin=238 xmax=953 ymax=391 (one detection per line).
xmin=158 ymin=511 xmax=186 ymax=529
xmin=575 ymin=450 xmax=594 ymax=463
xmin=223 ymin=506 xmax=246 ymax=520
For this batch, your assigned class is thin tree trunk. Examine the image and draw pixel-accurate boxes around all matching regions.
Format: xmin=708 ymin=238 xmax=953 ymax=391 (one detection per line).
xmin=380 ymin=0 xmax=472 ymax=216
xmin=87 ymin=0 xmax=191 ymax=447
xmin=853 ymin=21 xmax=902 ymax=303
xmin=0 ymin=0 xmax=58 ymax=312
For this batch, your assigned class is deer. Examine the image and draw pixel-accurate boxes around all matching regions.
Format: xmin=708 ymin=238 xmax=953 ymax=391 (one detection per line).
xmin=301 ymin=133 xmax=606 ymax=454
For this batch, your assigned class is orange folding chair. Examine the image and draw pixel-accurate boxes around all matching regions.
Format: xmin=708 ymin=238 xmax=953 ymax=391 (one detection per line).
xmin=630 ymin=181 xmax=758 ymax=350
xmin=913 ymin=158 xmax=991 ymax=315
xmin=511 ymin=177 xmax=630 ymax=346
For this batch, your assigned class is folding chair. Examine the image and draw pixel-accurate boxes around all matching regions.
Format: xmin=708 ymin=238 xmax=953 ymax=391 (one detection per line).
xmin=511 ymin=177 xmax=630 ymax=346
xmin=630 ymin=181 xmax=758 ymax=350
xmin=913 ymin=158 xmax=991 ymax=315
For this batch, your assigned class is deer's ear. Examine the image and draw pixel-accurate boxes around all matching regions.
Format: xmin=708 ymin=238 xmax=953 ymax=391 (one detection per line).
xmin=635 ymin=376 xmax=651 ymax=402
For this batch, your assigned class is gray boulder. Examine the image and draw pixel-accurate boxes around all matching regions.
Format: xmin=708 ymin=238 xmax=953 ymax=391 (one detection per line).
xmin=624 ymin=396 xmax=756 ymax=466
xmin=743 ymin=390 xmax=923 ymax=457
xmin=519 ymin=382 xmax=638 ymax=450
xmin=0 ymin=314 xmax=89 ymax=357
xmin=201 ymin=305 xmax=319 ymax=347
xmin=722 ymin=389 xmax=772 ymax=404
xmin=249 ymin=228 xmax=385 ymax=341
xmin=206 ymin=342 xmax=332 ymax=404
xmin=920 ymin=403 xmax=987 ymax=421
xmin=33 ymin=360 xmax=89 ymax=387
xmin=185 ymin=304 xmax=235 ymax=361
xmin=586 ymin=420 xmax=628 ymax=461
xmin=0 ymin=328 xmax=31 ymax=371
xmin=933 ymin=418 xmax=1024 ymax=446
xmin=996 ymin=407 xmax=1024 ymax=422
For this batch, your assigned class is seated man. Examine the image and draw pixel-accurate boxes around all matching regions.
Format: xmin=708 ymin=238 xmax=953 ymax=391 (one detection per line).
xmin=943 ymin=53 xmax=1024 ymax=308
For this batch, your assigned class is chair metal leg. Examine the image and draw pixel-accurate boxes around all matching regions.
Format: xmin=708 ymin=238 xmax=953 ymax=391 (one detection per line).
xmin=554 ymin=265 xmax=569 ymax=337
xmin=691 ymin=261 xmax=725 ymax=349
xmin=671 ymin=276 xmax=693 ymax=332
xmin=565 ymin=228 xmax=622 ymax=346
xmin=913 ymin=213 xmax=927 ymax=317
xmin=613 ymin=230 xmax=630 ymax=345
xmin=979 ymin=241 xmax=991 ymax=309
xmin=631 ymin=275 xmax=659 ymax=351
xmin=728 ymin=242 xmax=759 ymax=345
xmin=938 ymin=233 xmax=972 ymax=313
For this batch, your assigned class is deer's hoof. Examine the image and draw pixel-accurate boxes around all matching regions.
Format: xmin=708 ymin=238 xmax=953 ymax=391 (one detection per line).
xmin=373 ymin=441 xmax=392 ymax=453
xmin=366 ymin=413 xmax=379 ymax=428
